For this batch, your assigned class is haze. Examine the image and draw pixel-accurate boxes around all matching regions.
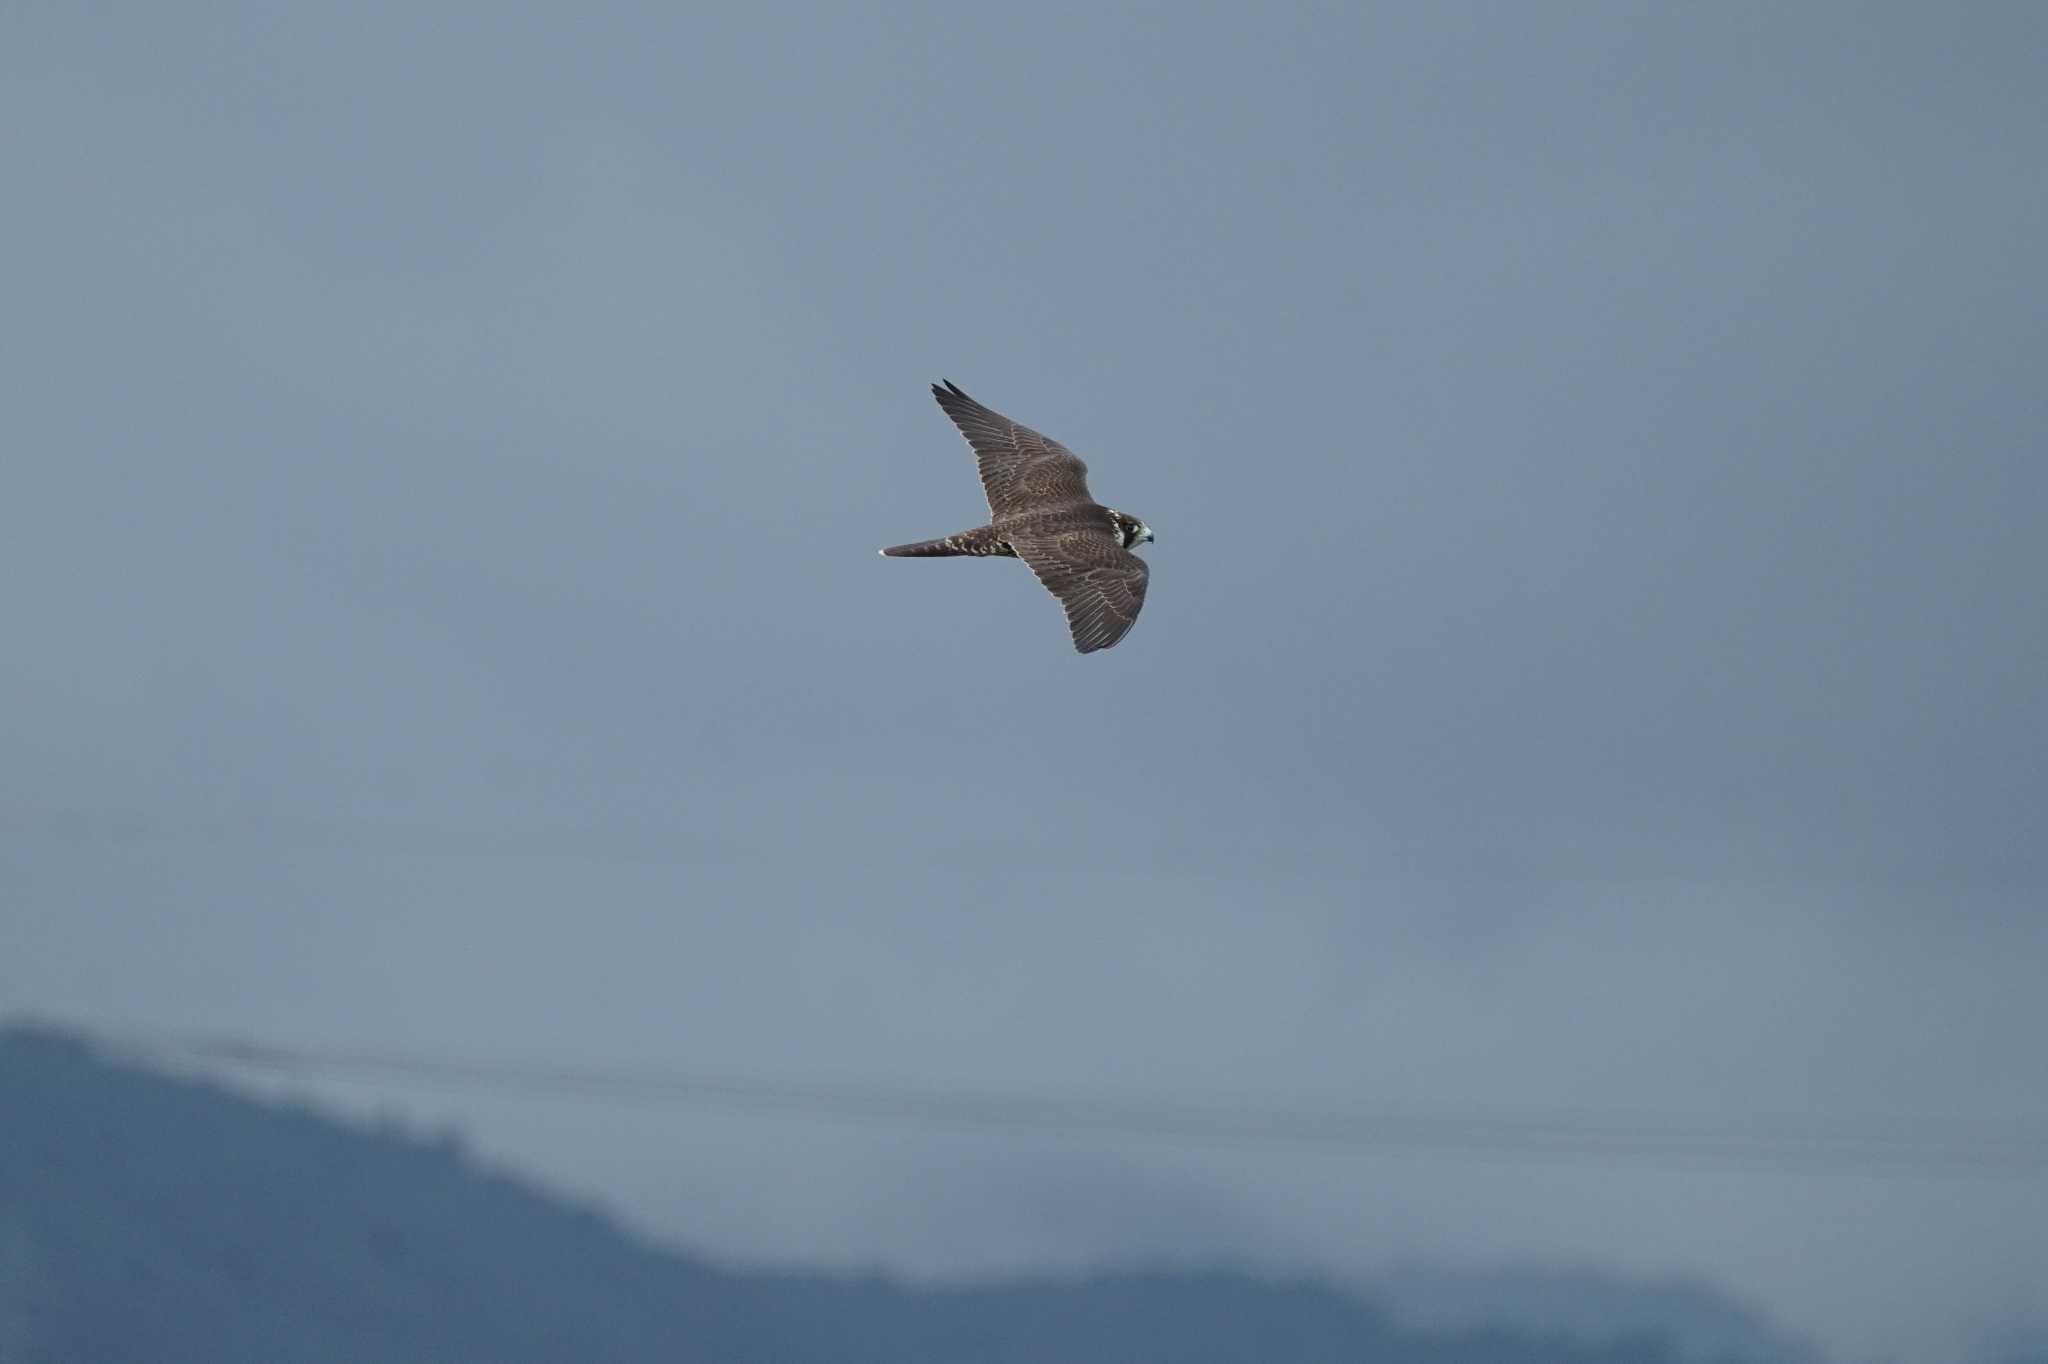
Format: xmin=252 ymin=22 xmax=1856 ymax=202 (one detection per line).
xmin=5 ymin=4 xmax=2045 ymax=1360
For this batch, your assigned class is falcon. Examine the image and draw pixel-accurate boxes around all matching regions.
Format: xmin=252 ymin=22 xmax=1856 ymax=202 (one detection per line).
xmin=880 ymin=381 xmax=1155 ymax=654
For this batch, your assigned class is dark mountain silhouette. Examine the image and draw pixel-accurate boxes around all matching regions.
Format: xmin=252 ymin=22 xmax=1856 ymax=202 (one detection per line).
xmin=1 ymin=1024 xmax=1783 ymax=1363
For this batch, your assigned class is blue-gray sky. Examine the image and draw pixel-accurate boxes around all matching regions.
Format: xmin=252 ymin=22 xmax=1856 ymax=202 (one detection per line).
xmin=5 ymin=3 xmax=2046 ymax=1359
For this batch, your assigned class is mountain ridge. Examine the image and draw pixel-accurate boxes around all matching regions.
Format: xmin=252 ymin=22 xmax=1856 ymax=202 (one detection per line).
xmin=0 ymin=1022 xmax=1790 ymax=1363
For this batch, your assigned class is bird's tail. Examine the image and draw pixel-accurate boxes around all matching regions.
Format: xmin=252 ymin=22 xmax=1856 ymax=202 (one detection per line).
xmin=878 ymin=524 xmax=1008 ymax=557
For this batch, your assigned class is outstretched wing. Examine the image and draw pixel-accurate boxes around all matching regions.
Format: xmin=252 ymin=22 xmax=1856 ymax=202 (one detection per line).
xmin=1009 ymin=527 xmax=1151 ymax=654
xmin=931 ymin=380 xmax=1094 ymax=519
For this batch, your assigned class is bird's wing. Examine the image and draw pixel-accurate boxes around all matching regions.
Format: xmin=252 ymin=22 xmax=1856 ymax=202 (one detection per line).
xmin=931 ymin=380 xmax=1094 ymax=519
xmin=1008 ymin=527 xmax=1151 ymax=654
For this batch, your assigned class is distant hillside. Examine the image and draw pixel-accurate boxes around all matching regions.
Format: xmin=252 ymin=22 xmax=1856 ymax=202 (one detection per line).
xmin=1372 ymin=1263 xmax=1819 ymax=1364
xmin=2 ymin=1023 xmax=1762 ymax=1364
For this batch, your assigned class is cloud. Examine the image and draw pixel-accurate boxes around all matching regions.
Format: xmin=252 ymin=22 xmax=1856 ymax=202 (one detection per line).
xmin=5 ymin=3 xmax=2046 ymax=1359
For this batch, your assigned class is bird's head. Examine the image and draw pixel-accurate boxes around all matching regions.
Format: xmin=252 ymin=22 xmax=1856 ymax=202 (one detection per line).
xmin=1109 ymin=509 xmax=1155 ymax=550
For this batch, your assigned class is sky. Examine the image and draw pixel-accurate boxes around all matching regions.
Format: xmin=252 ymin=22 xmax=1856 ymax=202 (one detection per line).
xmin=5 ymin=2 xmax=2046 ymax=1359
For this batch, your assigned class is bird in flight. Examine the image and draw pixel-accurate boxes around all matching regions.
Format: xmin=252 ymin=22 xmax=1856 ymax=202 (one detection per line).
xmin=880 ymin=381 xmax=1155 ymax=654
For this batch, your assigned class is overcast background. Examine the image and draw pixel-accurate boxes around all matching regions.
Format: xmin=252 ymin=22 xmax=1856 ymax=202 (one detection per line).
xmin=5 ymin=3 xmax=2046 ymax=1360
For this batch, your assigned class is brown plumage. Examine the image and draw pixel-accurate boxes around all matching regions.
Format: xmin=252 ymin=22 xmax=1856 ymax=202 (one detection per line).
xmin=880 ymin=381 xmax=1154 ymax=654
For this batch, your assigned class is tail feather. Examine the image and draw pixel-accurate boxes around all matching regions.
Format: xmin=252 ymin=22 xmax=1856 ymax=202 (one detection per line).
xmin=879 ymin=525 xmax=1009 ymax=557
xmin=879 ymin=535 xmax=967 ymax=557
